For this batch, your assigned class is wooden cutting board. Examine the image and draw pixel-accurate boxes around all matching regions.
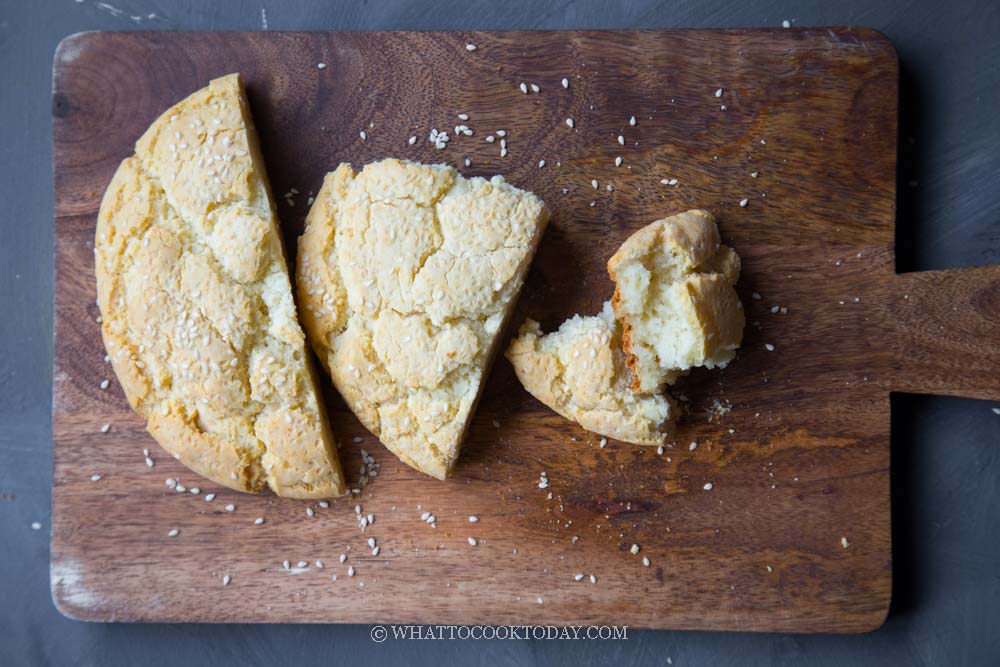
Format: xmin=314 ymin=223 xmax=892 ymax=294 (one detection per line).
xmin=51 ymin=29 xmax=1000 ymax=632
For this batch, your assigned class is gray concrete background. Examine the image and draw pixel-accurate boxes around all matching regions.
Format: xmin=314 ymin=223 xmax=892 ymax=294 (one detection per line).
xmin=2 ymin=0 xmax=999 ymax=664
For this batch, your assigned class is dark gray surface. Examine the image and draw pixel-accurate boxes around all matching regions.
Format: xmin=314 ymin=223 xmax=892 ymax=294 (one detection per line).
xmin=2 ymin=0 xmax=999 ymax=664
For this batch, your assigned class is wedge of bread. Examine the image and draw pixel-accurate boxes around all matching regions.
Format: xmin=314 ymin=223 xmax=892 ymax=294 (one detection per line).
xmin=297 ymin=159 xmax=549 ymax=479
xmin=95 ymin=73 xmax=345 ymax=498
xmin=506 ymin=303 xmax=677 ymax=446
xmin=608 ymin=209 xmax=744 ymax=393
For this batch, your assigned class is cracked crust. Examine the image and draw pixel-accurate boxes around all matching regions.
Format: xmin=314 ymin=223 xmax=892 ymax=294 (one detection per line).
xmin=297 ymin=159 xmax=549 ymax=479
xmin=505 ymin=303 xmax=677 ymax=446
xmin=95 ymin=74 xmax=345 ymax=498
xmin=607 ymin=209 xmax=745 ymax=393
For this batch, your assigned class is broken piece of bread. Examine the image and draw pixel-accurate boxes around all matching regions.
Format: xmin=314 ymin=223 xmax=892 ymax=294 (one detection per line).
xmin=297 ymin=159 xmax=549 ymax=480
xmin=506 ymin=302 xmax=677 ymax=446
xmin=608 ymin=209 xmax=744 ymax=393
xmin=95 ymin=74 xmax=346 ymax=498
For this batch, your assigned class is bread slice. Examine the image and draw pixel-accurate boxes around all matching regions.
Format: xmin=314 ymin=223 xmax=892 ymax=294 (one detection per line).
xmin=95 ymin=74 xmax=345 ymax=498
xmin=297 ymin=159 xmax=549 ymax=479
xmin=506 ymin=303 xmax=677 ymax=446
xmin=608 ymin=209 xmax=745 ymax=393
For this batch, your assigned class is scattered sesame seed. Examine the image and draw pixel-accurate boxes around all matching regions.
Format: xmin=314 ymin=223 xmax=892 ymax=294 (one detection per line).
xmin=222 ymin=574 xmax=231 ymax=586
xmin=765 ymin=343 xmax=775 ymax=351
xmin=317 ymin=62 xmax=327 ymax=69
xmin=538 ymin=159 xmax=546 ymax=168
xmin=189 ymin=487 xmax=200 ymax=495
xmin=630 ymin=544 xmax=640 ymax=555
xmin=466 ymin=43 xmax=476 ymax=51
xmin=590 ymin=575 xmax=597 ymax=584
xmin=689 ymin=442 xmax=698 ymax=451
xmin=468 ymin=537 xmax=478 ymax=546
xmin=591 ymin=179 xmax=599 ymax=189
xmin=703 ymin=482 xmax=714 ymax=491
xmin=469 ymin=516 xmax=479 ymax=523
xmin=99 ymin=379 xmax=110 ymax=390
xmin=615 ymin=156 xmax=622 ymax=167
xmin=598 ymin=438 xmax=608 ymax=448
xmin=537 ymin=596 xmax=544 ymax=604
xmin=340 ymin=554 xmax=347 ymax=563
xmin=841 ymin=536 xmax=850 ymax=549
xmin=175 ymin=484 xmax=186 ymax=493
xmin=90 ymin=474 xmax=102 ymax=482
xmin=144 ymin=457 xmax=154 ymax=467
xmin=408 ymin=135 xmax=417 ymax=145
xmin=225 ymin=504 xmax=236 ymax=512
xmin=306 ymin=507 xmax=315 ymax=517
xmin=617 ymin=135 xmax=625 ymax=145
xmin=31 ymin=522 xmax=41 ymax=530
xmin=782 ymin=19 xmax=791 ymax=28
xmin=574 ymin=573 xmax=584 ymax=581
xmin=254 ymin=517 xmax=265 ymax=525
xmin=739 ymin=198 xmax=749 ymax=207
xmin=519 ymin=82 xmax=528 ymax=94
xmin=566 ymin=118 xmax=575 ymax=128
xmin=319 ymin=501 xmax=330 ymax=508
xmin=297 ymin=561 xmax=308 ymax=568
xmin=992 ymin=408 xmax=1000 ymax=415
xmin=348 ymin=566 xmax=356 ymax=577
xmin=629 ymin=116 xmax=636 ymax=126
xmin=657 ymin=445 xmax=664 ymax=455
xmin=496 ymin=129 xmax=506 ymax=137
xmin=100 ymin=424 xmax=111 ymax=433
xmin=752 ymin=292 xmax=762 ymax=300
xmin=204 ymin=493 xmax=216 ymax=502
xmin=530 ymin=83 xmax=540 ymax=93
xmin=167 ymin=528 xmax=179 ymax=537
xmin=642 ymin=556 xmax=650 ymax=567
xmin=561 ymin=78 xmax=569 ymax=88
xmin=715 ymin=88 xmax=723 ymax=97
xmin=751 ymin=171 xmax=759 ymax=178
xmin=457 ymin=113 xmax=469 ymax=120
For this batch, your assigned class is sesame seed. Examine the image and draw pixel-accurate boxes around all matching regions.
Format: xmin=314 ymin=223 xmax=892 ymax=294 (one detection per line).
xmin=715 ymin=88 xmax=723 ymax=97
xmin=421 ymin=511 xmax=430 ymax=521
xmin=591 ymin=179 xmax=599 ymax=189
xmin=599 ymin=438 xmax=608 ymax=448
xmin=703 ymin=482 xmax=714 ymax=491
xmin=100 ymin=424 xmax=111 ymax=433
xmin=630 ymin=544 xmax=640 ymax=555
xmin=537 ymin=596 xmax=544 ymax=605
xmin=297 ymin=561 xmax=308 ymax=568
xmin=766 ymin=565 xmax=773 ymax=573
xmin=496 ymin=129 xmax=506 ymax=136
xmin=319 ymin=501 xmax=329 ymax=508
xmin=175 ymin=484 xmax=186 ymax=493
xmin=466 ymin=43 xmax=476 ymax=51
xmin=689 ymin=441 xmax=698 ymax=451
xmin=144 ymin=457 xmax=154 ymax=467
xmin=225 ymin=504 xmax=235 ymax=512
xmin=306 ymin=507 xmax=315 ymax=517
xmin=189 ymin=487 xmax=200 ymax=495
xmin=590 ymin=575 xmax=597 ymax=584
xmin=340 ymin=554 xmax=347 ymax=563
xmin=408 ymin=135 xmax=417 ymax=145
xmin=372 ymin=546 xmax=380 ymax=556
xmin=642 ymin=556 xmax=650 ymax=567
xmin=538 ymin=159 xmax=545 ymax=168
xmin=315 ymin=560 xmax=324 ymax=568
xmin=782 ymin=19 xmax=791 ymax=28
xmin=317 ymin=63 xmax=327 ymax=69
xmin=464 ymin=158 xmax=471 ymax=167
xmin=204 ymin=493 xmax=216 ymax=502
xmin=739 ymin=198 xmax=749 ymax=207
xmin=561 ymin=78 xmax=569 ymax=88
xmin=617 ymin=135 xmax=625 ymax=145
xmin=222 ymin=574 xmax=231 ymax=586
xmin=99 ymin=379 xmax=110 ymax=390
xmin=657 ymin=445 xmax=664 ymax=455
xmin=167 ymin=528 xmax=179 ymax=537
xmin=574 ymin=574 xmax=584 ymax=581
xmin=31 ymin=522 xmax=41 ymax=530
xmin=90 ymin=474 xmax=102 ymax=482
xmin=283 ymin=560 xmax=290 ymax=570
xmin=629 ymin=116 xmax=636 ymax=126
xmin=359 ymin=131 xmax=367 ymax=141
xmin=348 ymin=566 xmax=356 ymax=577
xmin=765 ymin=343 xmax=775 ymax=351
xmin=457 ymin=113 xmax=469 ymax=120
xmin=530 ymin=83 xmax=540 ymax=93
xmin=254 ymin=517 xmax=265 ymax=525
xmin=751 ymin=171 xmax=759 ymax=178
xmin=485 ymin=135 xmax=495 ymax=143
xmin=468 ymin=537 xmax=478 ymax=546
xmin=615 ymin=156 xmax=622 ymax=167
xmin=752 ymin=292 xmax=762 ymax=300
xmin=519 ymin=82 xmax=528 ymax=94
xmin=565 ymin=118 xmax=575 ymax=128
xmin=841 ymin=536 xmax=850 ymax=549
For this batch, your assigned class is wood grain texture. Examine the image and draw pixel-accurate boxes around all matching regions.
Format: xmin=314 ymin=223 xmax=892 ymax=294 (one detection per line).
xmin=49 ymin=29 xmax=995 ymax=632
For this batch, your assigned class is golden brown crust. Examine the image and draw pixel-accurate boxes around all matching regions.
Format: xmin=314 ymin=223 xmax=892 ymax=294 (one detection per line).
xmin=297 ymin=159 xmax=549 ymax=479
xmin=607 ymin=209 xmax=744 ymax=393
xmin=95 ymin=74 xmax=345 ymax=497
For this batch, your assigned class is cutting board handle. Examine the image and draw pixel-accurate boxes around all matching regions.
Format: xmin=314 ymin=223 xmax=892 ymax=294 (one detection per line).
xmin=887 ymin=265 xmax=1000 ymax=401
